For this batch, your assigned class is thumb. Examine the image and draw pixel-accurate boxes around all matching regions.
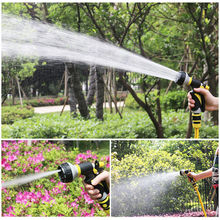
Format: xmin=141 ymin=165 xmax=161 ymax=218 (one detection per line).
xmin=91 ymin=171 xmax=109 ymax=186
xmin=193 ymin=87 xmax=208 ymax=95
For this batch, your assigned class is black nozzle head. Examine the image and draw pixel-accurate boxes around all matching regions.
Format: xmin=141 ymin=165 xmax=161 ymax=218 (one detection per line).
xmin=58 ymin=162 xmax=73 ymax=183
xmin=180 ymin=169 xmax=191 ymax=176
xmin=176 ymin=71 xmax=186 ymax=86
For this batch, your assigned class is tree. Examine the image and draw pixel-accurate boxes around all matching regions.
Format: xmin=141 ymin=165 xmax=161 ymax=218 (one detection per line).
xmin=96 ymin=67 xmax=105 ymax=120
xmin=86 ymin=65 xmax=96 ymax=106
xmin=67 ymin=63 xmax=90 ymax=119
xmin=2 ymin=57 xmax=38 ymax=105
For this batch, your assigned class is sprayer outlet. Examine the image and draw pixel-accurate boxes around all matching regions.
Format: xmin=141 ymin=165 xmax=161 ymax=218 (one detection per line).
xmin=58 ymin=162 xmax=73 ymax=183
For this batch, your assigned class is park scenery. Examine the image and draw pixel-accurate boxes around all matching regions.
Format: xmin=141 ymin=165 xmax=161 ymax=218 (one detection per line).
xmin=1 ymin=140 xmax=110 ymax=217
xmin=111 ymin=140 xmax=218 ymax=217
xmin=1 ymin=2 xmax=218 ymax=139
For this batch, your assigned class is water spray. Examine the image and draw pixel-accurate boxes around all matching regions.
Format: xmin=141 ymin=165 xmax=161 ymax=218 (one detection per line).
xmin=2 ymin=14 xmax=211 ymax=138
xmin=180 ymin=169 xmax=207 ymax=217
xmin=176 ymin=72 xmax=209 ymax=139
xmin=58 ymin=160 xmax=110 ymax=214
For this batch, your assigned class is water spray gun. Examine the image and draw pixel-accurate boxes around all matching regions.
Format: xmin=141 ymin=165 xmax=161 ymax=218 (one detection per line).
xmin=180 ymin=169 xmax=207 ymax=217
xmin=176 ymin=71 xmax=210 ymax=139
xmin=58 ymin=160 xmax=110 ymax=215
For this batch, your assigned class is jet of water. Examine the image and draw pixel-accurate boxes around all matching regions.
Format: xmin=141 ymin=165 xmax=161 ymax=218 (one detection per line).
xmin=2 ymin=14 xmax=181 ymax=82
xmin=2 ymin=170 xmax=60 ymax=188
xmin=112 ymin=172 xmax=180 ymax=216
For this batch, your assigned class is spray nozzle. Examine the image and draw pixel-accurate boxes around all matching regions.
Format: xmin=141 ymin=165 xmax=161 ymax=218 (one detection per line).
xmin=180 ymin=169 xmax=192 ymax=176
xmin=176 ymin=71 xmax=209 ymax=89
xmin=58 ymin=162 xmax=79 ymax=183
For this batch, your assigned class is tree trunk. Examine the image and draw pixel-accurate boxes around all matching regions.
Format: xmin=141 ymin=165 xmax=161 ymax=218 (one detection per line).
xmin=156 ymin=80 xmax=163 ymax=135
xmin=108 ymin=70 xmax=113 ymax=113
xmin=64 ymin=64 xmax=68 ymax=97
xmin=96 ymin=68 xmax=104 ymax=120
xmin=15 ymin=76 xmax=23 ymax=107
xmin=12 ymin=78 xmax=15 ymax=105
xmin=209 ymin=76 xmax=218 ymax=125
xmin=68 ymin=86 xmax=77 ymax=117
xmin=86 ymin=65 xmax=96 ymax=106
xmin=119 ymin=73 xmax=164 ymax=138
xmin=68 ymin=64 xmax=90 ymax=119
xmin=112 ymin=70 xmax=117 ymax=113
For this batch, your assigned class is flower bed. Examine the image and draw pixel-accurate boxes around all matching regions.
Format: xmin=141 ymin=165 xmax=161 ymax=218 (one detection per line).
xmin=1 ymin=140 xmax=109 ymax=217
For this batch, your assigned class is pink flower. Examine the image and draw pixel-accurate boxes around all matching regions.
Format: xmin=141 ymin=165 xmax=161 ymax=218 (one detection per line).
xmin=5 ymin=163 xmax=12 ymax=171
xmin=2 ymin=158 xmax=7 ymax=164
xmin=71 ymin=202 xmax=79 ymax=209
xmin=50 ymin=178 xmax=56 ymax=183
xmin=22 ymin=168 xmax=27 ymax=173
xmin=35 ymin=167 xmax=40 ymax=173
xmin=92 ymin=155 xmax=98 ymax=160
xmin=6 ymin=206 xmax=14 ymax=214
xmin=105 ymin=156 xmax=110 ymax=162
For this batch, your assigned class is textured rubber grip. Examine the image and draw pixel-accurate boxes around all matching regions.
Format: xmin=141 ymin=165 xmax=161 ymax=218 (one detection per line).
xmin=190 ymin=91 xmax=205 ymax=112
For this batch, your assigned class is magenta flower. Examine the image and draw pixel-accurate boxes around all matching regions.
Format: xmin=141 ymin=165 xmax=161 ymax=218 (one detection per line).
xmin=34 ymin=167 xmax=40 ymax=173
xmin=5 ymin=163 xmax=12 ymax=171
xmin=8 ymin=155 xmax=17 ymax=162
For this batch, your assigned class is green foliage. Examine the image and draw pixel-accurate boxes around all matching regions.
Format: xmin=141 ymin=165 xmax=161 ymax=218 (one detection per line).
xmin=125 ymin=93 xmax=145 ymax=110
xmin=2 ymin=106 xmax=34 ymax=124
xmin=1 ymin=110 xmax=218 ymax=139
xmin=159 ymin=140 xmax=217 ymax=171
xmin=125 ymin=90 xmax=187 ymax=111
xmin=161 ymin=90 xmax=187 ymax=111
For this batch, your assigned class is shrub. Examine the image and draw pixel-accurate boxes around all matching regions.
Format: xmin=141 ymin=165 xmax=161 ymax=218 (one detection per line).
xmin=125 ymin=90 xmax=187 ymax=111
xmin=3 ymin=97 xmax=66 ymax=107
xmin=1 ymin=110 xmax=218 ymax=139
xmin=1 ymin=140 xmax=109 ymax=217
xmin=124 ymin=93 xmax=145 ymax=110
xmin=160 ymin=90 xmax=187 ymax=111
xmin=2 ymin=106 xmax=34 ymax=124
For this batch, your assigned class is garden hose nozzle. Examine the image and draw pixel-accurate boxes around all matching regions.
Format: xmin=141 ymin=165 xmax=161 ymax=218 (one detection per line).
xmin=180 ymin=169 xmax=207 ymax=217
xmin=176 ymin=71 xmax=210 ymax=139
xmin=58 ymin=161 xmax=110 ymax=215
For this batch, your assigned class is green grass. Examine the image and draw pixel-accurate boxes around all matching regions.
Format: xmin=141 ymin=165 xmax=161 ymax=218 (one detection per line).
xmin=1 ymin=109 xmax=218 ymax=139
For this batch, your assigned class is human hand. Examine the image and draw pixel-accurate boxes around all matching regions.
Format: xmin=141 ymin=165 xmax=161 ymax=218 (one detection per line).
xmin=187 ymin=172 xmax=199 ymax=182
xmin=83 ymin=171 xmax=109 ymax=200
xmin=187 ymin=88 xmax=218 ymax=111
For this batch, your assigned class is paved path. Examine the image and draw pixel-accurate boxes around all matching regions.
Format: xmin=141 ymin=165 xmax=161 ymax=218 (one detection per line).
xmin=34 ymin=102 xmax=124 ymax=114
